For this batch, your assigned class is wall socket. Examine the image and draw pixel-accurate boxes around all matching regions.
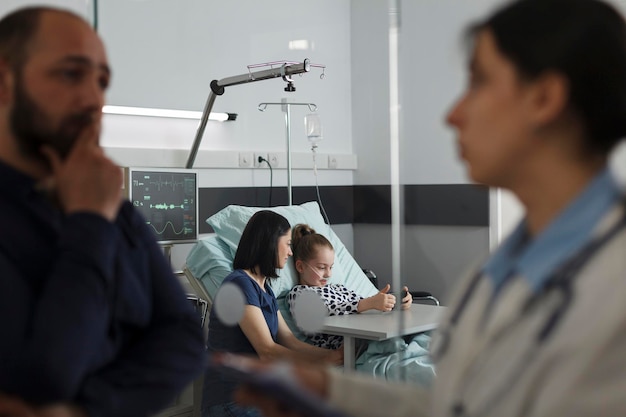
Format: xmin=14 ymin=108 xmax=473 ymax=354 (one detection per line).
xmin=238 ymin=152 xmax=253 ymax=168
xmin=254 ymin=152 xmax=268 ymax=168
xmin=268 ymin=152 xmax=280 ymax=168
xmin=328 ymin=155 xmax=338 ymax=169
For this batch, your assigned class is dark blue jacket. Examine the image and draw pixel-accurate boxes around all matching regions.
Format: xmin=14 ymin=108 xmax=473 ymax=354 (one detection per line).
xmin=0 ymin=161 xmax=206 ymax=417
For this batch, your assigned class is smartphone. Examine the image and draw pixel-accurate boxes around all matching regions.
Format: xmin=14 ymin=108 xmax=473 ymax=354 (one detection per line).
xmin=207 ymin=354 xmax=348 ymax=417
xmin=392 ymin=289 xmax=409 ymax=310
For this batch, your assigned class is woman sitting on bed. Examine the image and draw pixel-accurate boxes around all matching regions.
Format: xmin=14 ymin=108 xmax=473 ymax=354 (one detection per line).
xmin=287 ymin=223 xmax=413 ymax=350
xmin=202 ymin=212 xmax=342 ymax=417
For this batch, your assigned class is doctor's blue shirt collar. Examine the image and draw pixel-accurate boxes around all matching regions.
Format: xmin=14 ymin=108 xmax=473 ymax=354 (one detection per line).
xmin=484 ymin=168 xmax=622 ymax=296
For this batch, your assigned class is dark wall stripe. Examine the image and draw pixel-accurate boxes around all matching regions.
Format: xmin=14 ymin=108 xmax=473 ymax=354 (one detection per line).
xmin=198 ymin=186 xmax=353 ymax=234
xmin=198 ymin=184 xmax=488 ymax=234
xmin=353 ymin=185 xmax=391 ymax=224
xmin=404 ymin=184 xmax=489 ymax=226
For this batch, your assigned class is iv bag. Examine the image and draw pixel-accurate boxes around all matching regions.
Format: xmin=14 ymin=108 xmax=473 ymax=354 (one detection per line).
xmin=304 ymin=113 xmax=322 ymax=144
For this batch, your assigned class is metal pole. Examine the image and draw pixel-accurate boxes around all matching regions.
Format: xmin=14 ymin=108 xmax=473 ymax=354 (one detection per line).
xmin=186 ymin=60 xmax=312 ymax=168
xmin=258 ymin=101 xmax=317 ymax=206
xmin=284 ymin=100 xmax=293 ymax=205
xmin=186 ymin=91 xmax=217 ymax=168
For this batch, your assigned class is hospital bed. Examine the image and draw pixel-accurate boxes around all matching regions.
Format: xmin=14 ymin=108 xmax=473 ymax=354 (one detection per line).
xmin=184 ymin=201 xmax=382 ymax=341
xmin=182 ymin=201 xmax=437 ymax=416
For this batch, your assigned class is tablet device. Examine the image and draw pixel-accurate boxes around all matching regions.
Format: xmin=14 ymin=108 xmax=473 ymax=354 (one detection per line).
xmin=207 ymin=353 xmax=348 ymax=417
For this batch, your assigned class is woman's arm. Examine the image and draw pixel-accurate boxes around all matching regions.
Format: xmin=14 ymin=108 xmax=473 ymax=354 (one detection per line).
xmin=238 ymin=305 xmax=293 ymax=361
xmin=276 ymin=312 xmax=343 ymax=365
xmin=239 ymin=306 xmax=341 ymax=365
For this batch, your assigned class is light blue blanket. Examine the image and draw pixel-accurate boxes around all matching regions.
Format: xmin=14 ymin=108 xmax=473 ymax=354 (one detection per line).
xmin=355 ymin=332 xmax=435 ymax=387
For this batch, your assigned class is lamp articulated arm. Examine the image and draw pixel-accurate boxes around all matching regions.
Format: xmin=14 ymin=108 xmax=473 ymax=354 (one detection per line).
xmin=185 ymin=59 xmax=312 ymax=168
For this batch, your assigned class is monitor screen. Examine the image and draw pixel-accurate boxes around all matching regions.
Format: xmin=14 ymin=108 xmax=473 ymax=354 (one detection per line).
xmin=126 ymin=168 xmax=198 ymax=245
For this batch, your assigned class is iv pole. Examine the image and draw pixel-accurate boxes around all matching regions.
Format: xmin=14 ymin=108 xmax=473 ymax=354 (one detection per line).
xmin=257 ymin=100 xmax=317 ymax=206
xmin=185 ymin=59 xmax=325 ymax=169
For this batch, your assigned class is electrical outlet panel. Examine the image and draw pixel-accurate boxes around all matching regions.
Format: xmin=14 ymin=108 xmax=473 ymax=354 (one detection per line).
xmin=268 ymin=153 xmax=280 ymax=168
xmin=254 ymin=152 xmax=268 ymax=168
xmin=238 ymin=152 xmax=253 ymax=168
xmin=328 ymin=155 xmax=338 ymax=169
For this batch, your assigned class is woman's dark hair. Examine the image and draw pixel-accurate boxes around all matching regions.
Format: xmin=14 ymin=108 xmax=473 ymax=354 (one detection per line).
xmin=470 ymin=0 xmax=626 ymax=155
xmin=233 ymin=210 xmax=291 ymax=279
xmin=291 ymin=224 xmax=333 ymax=263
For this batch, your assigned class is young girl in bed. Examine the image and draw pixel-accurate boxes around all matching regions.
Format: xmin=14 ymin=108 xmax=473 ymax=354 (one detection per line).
xmin=287 ymin=224 xmax=434 ymax=386
xmin=287 ymin=223 xmax=413 ymax=350
xmin=202 ymin=212 xmax=342 ymax=417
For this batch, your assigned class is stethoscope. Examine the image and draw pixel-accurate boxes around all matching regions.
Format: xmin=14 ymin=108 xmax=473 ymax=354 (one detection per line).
xmin=430 ymin=199 xmax=626 ymax=417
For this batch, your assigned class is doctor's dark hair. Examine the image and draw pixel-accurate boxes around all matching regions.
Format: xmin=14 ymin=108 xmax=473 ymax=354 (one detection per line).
xmin=470 ymin=0 xmax=626 ymax=155
xmin=291 ymin=224 xmax=333 ymax=263
xmin=0 ymin=6 xmax=83 ymax=71
xmin=233 ymin=210 xmax=291 ymax=279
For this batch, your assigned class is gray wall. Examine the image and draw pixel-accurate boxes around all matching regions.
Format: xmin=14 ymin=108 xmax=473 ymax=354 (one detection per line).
xmin=350 ymin=0 xmax=499 ymax=301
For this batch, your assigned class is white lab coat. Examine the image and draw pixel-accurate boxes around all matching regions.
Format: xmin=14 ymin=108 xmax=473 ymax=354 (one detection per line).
xmin=329 ymin=201 xmax=626 ymax=417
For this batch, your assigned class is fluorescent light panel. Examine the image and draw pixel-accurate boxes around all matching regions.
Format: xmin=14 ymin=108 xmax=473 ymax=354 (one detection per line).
xmin=103 ymin=105 xmax=235 ymax=121
xmin=288 ymin=39 xmax=313 ymax=50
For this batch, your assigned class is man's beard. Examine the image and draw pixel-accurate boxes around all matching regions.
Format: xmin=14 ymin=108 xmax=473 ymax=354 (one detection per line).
xmin=10 ymin=77 xmax=95 ymax=165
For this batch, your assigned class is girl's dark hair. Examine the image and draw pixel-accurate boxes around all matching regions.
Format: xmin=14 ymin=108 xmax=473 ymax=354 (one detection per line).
xmin=233 ymin=210 xmax=291 ymax=279
xmin=471 ymin=0 xmax=626 ymax=155
xmin=291 ymin=224 xmax=333 ymax=263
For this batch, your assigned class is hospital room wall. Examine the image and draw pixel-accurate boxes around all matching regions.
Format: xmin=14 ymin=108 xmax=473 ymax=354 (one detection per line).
xmin=348 ymin=0 xmax=501 ymax=301
xmin=349 ymin=0 xmax=626 ymax=301
xmin=0 ymin=0 xmax=360 ymax=271
xmin=0 ymin=0 xmax=358 ymax=168
xmin=98 ymin=0 xmax=497 ymax=291
xmin=95 ymin=0 xmax=358 ymax=271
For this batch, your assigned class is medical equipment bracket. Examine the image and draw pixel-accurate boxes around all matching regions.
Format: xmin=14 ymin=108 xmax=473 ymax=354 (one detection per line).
xmin=257 ymin=100 xmax=318 ymax=206
xmin=185 ymin=59 xmax=325 ymax=169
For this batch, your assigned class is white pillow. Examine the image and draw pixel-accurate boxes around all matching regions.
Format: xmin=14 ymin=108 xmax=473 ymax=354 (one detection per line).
xmin=198 ymin=201 xmax=378 ymax=300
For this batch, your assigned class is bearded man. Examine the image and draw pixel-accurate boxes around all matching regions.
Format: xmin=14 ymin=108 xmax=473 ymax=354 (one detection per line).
xmin=0 ymin=7 xmax=205 ymax=417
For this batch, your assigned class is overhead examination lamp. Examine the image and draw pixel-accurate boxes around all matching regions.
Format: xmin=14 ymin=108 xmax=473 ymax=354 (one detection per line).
xmin=185 ymin=59 xmax=326 ymax=168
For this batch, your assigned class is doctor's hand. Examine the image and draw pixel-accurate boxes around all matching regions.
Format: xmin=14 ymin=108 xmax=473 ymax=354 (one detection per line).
xmin=41 ymin=122 xmax=124 ymax=222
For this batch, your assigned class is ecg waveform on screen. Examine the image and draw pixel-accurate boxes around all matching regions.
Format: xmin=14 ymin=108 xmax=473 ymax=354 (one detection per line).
xmin=130 ymin=171 xmax=197 ymax=243
xmin=148 ymin=221 xmax=194 ymax=236
xmin=150 ymin=203 xmax=186 ymax=210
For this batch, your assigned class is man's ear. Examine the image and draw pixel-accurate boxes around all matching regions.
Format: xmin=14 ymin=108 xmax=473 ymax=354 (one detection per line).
xmin=527 ymin=71 xmax=569 ymax=126
xmin=0 ymin=61 xmax=14 ymax=105
xmin=295 ymin=259 xmax=305 ymax=273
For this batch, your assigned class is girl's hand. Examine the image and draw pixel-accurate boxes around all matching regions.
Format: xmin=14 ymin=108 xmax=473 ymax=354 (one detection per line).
xmin=401 ymin=286 xmax=412 ymax=310
xmin=370 ymin=284 xmax=396 ymax=312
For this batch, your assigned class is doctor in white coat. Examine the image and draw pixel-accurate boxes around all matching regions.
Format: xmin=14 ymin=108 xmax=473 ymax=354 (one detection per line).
xmin=232 ymin=0 xmax=626 ymax=416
